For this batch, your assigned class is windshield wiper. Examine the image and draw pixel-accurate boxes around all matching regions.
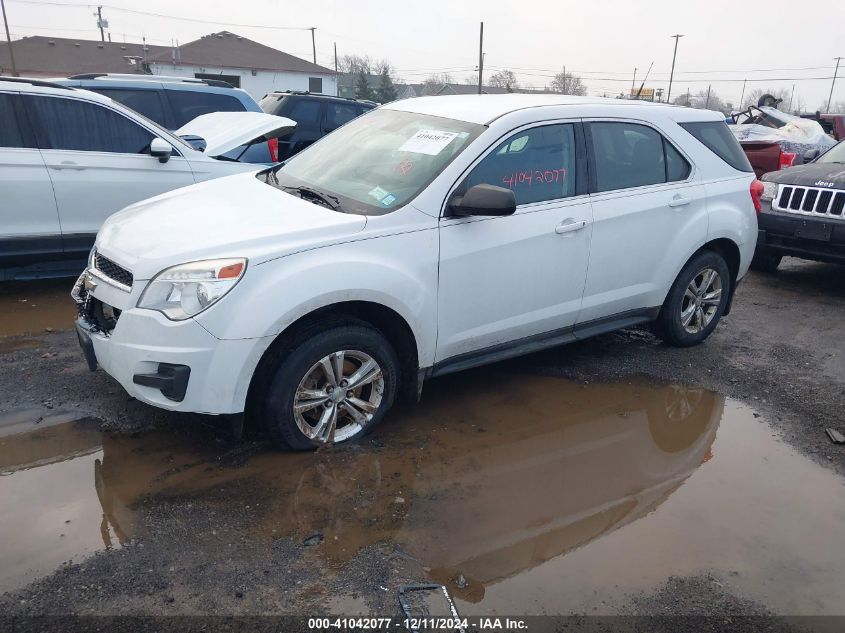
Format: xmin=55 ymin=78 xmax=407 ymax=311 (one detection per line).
xmin=281 ymin=185 xmax=341 ymax=210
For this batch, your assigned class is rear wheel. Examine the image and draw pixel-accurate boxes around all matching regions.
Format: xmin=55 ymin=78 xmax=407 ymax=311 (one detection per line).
xmin=258 ymin=321 xmax=399 ymax=450
xmin=750 ymin=247 xmax=782 ymax=273
xmin=653 ymin=251 xmax=731 ymax=347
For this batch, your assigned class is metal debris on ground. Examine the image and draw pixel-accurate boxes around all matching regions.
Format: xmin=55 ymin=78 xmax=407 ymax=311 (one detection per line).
xmin=398 ymin=583 xmax=466 ymax=633
xmin=825 ymin=428 xmax=845 ymax=444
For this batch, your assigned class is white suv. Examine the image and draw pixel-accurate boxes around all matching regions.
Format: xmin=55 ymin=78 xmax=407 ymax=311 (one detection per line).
xmin=73 ymin=95 xmax=759 ymax=450
xmin=0 ymin=77 xmax=291 ymax=280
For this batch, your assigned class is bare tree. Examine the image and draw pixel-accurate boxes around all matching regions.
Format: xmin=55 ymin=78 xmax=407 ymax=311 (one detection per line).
xmin=422 ymin=72 xmax=453 ymax=91
xmin=818 ymin=100 xmax=845 ymax=114
xmin=742 ymin=87 xmax=791 ymax=109
xmin=550 ymin=71 xmax=586 ymax=96
xmin=463 ymin=73 xmax=478 ymax=85
xmin=488 ymin=69 xmax=519 ymax=91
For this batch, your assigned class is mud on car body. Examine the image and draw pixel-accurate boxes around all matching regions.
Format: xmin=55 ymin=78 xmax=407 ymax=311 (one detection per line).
xmin=752 ymin=139 xmax=845 ymax=271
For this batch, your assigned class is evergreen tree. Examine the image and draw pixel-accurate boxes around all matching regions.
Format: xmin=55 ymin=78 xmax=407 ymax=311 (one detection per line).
xmin=375 ymin=68 xmax=397 ymax=103
xmin=355 ymin=69 xmax=374 ymax=101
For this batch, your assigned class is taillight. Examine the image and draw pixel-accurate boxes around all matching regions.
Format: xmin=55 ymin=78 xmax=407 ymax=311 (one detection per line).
xmin=779 ymin=151 xmax=796 ymax=170
xmin=750 ymin=179 xmax=764 ymax=214
xmin=267 ymin=137 xmax=279 ymax=163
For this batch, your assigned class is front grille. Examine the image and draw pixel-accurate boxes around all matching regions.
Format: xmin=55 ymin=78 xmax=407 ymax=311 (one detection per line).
xmin=774 ymin=185 xmax=845 ymax=219
xmin=94 ymin=252 xmax=133 ymax=288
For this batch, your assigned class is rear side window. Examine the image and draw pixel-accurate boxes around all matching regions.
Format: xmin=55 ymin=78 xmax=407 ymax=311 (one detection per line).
xmin=589 ymin=121 xmax=691 ymax=192
xmin=168 ymin=91 xmax=246 ymax=127
xmin=30 ymin=96 xmax=153 ymax=154
xmin=463 ymin=123 xmax=577 ymax=205
xmin=326 ymin=102 xmax=359 ymax=128
xmin=287 ymin=99 xmax=322 ymax=125
xmin=679 ymin=121 xmax=753 ymax=172
xmin=91 ymin=88 xmax=167 ymax=126
xmin=0 ymin=93 xmax=32 ymax=148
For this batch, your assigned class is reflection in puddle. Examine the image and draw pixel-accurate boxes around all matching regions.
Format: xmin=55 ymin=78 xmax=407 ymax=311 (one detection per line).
xmin=1 ymin=373 xmax=844 ymax=615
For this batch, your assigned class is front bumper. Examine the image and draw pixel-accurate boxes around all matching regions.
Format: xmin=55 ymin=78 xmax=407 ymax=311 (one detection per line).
xmin=757 ymin=210 xmax=845 ymax=264
xmin=73 ymin=271 xmax=273 ymax=414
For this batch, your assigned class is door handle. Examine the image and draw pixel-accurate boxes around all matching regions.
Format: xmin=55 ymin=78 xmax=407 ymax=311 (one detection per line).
xmin=53 ymin=161 xmax=85 ymax=171
xmin=555 ymin=219 xmax=588 ymax=235
xmin=668 ymin=195 xmax=691 ymax=208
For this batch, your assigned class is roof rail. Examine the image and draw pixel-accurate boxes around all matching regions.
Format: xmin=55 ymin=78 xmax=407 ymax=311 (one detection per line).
xmin=66 ymin=73 xmax=234 ymax=88
xmin=269 ymin=90 xmax=363 ymax=102
xmin=0 ymin=76 xmax=74 ymax=90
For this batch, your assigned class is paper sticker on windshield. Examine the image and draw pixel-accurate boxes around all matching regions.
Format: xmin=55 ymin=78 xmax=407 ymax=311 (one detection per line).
xmin=399 ymin=129 xmax=460 ymax=155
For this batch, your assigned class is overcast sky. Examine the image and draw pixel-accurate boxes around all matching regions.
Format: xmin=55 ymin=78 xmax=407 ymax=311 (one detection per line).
xmin=4 ymin=0 xmax=844 ymax=109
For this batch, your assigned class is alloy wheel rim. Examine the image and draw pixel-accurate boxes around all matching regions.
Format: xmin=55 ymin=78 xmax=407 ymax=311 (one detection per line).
xmin=293 ymin=350 xmax=384 ymax=443
xmin=680 ymin=267 xmax=722 ymax=334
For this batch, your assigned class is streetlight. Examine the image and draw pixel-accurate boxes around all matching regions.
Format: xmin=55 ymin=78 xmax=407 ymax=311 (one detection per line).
xmin=666 ymin=34 xmax=684 ymax=104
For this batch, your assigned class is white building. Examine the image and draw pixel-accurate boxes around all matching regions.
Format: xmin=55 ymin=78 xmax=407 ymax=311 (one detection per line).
xmin=147 ymin=31 xmax=337 ymax=100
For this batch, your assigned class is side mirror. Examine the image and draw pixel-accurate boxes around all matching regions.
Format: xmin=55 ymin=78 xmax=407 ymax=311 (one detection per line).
xmin=150 ymin=137 xmax=173 ymax=163
xmin=448 ymin=184 xmax=516 ymax=217
xmin=803 ymin=148 xmax=820 ymax=163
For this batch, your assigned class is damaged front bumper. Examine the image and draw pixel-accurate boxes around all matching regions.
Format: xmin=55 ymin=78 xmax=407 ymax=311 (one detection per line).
xmin=71 ymin=269 xmax=270 ymax=414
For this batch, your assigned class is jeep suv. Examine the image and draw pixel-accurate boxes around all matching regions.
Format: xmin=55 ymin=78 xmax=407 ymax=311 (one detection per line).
xmin=259 ymin=91 xmax=376 ymax=161
xmin=73 ymin=95 xmax=759 ymax=450
xmin=57 ymin=74 xmax=277 ymax=164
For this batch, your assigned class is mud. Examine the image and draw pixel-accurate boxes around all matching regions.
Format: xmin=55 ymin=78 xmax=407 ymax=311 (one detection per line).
xmin=2 ymin=374 xmax=844 ymax=616
xmin=0 ymin=279 xmax=76 ymax=338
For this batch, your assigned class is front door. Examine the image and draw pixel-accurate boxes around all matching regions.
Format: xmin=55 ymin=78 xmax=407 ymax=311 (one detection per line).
xmin=25 ymin=94 xmax=196 ymax=258
xmin=436 ymin=122 xmax=593 ymax=363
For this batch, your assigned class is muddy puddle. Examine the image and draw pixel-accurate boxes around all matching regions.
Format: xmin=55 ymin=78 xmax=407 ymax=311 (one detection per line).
xmin=0 ymin=280 xmax=77 ymax=339
xmin=1 ymin=371 xmax=844 ymax=615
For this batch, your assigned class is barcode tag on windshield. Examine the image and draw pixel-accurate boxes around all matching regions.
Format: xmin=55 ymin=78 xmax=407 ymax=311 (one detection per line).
xmin=399 ymin=130 xmax=460 ymax=155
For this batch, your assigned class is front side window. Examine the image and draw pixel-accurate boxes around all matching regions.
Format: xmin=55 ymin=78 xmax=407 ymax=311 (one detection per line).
xmin=461 ymin=124 xmax=577 ymax=205
xmin=590 ymin=121 xmax=691 ymax=192
xmin=263 ymin=109 xmax=484 ymax=215
xmin=30 ymin=96 xmax=154 ymax=154
xmin=168 ymin=91 xmax=246 ymax=127
xmin=91 ymin=88 xmax=167 ymax=125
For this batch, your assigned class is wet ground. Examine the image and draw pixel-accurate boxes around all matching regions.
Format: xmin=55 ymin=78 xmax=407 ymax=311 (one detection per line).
xmin=0 ymin=258 xmax=844 ymax=626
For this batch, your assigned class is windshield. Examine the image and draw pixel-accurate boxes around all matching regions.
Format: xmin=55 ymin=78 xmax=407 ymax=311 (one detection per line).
xmin=816 ymin=140 xmax=845 ymax=164
xmin=261 ymin=109 xmax=485 ymax=215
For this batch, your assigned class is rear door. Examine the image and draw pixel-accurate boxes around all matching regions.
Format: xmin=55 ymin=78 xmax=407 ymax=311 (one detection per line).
xmin=279 ymin=98 xmax=325 ymax=160
xmin=579 ymin=119 xmax=708 ymax=323
xmin=26 ymin=94 xmax=196 ymax=257
xmin=0 ymin=91 xmax=62 ymax=267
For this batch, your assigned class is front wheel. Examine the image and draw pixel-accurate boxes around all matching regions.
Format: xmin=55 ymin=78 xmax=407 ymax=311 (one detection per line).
xmin=258 ymin=321 xmax=400 ymax=450
xmin=653 ymin=251 xmax=731 ymax=347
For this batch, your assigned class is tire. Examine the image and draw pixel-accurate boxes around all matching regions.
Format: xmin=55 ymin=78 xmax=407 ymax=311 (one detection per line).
xmin=257 ymin=320 xmax=400 ymax=451
xmin=750 ymin=247 xmax=782 ymax=273
xmin=653 ymin=250 xmax=731 ymax=347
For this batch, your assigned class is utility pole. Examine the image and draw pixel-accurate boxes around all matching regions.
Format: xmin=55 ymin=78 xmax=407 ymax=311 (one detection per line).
xmin=739 ymin=78 xmax=747 ymax=107
xmin=309 ymin=27 xmax=316 ymax=65
xmin=96 ymin=5 xmax=105 ymax=42
xmin=333 ymin=42 xmax=337 ymax=73
xmin=1 ymin=0 xmax=18 ymax=76
xmin=666 ymin=33 xmax=684 ymax=104
xmin=477 ymin=21 xmax=484 ymax=95
xmin=788 ymin=84 xmax=795 ymax=112
xmin=631 ymin=67 xmax=637 ymax=97
xmin=704 ymin=84 xmax=711 ymax=109
xmin=828 ymin=56 xmax=842 ymax=113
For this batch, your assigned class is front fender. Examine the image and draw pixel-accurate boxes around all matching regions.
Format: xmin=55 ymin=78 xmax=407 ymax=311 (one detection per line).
xmin=194 ymin=228 xmax=439 ymax=367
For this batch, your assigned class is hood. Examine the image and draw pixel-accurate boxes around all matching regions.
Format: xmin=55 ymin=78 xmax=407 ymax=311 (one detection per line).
xmin=175 ymin=112 xmax=296 ymax=157
xmin=761 ymin=162 xmax=845 ymax=189
xmin=95 ymin=171 xmax=367 ymax=281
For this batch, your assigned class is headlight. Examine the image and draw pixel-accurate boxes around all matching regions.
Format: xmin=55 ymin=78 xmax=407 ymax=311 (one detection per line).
xmin=138 ymin=258 xmax=247 ymax=321
xmin=761 ymin=181 xmax=778 ymax=202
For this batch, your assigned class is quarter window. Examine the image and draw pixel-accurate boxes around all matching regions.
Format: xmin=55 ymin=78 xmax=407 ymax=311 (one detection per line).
xmin=463 ymin=124 xmax=577 ymax=206
xmin=589 ymin=122 xmax=690 ymax=192
xmin=168 ymin=91 xmax=246 ymax=128
xmin=30 ymin=96 xmax=154 ymax=154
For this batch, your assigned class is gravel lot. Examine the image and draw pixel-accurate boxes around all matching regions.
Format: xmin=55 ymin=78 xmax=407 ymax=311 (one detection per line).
xmin=0 ymin=257 xmax=843 ymax=631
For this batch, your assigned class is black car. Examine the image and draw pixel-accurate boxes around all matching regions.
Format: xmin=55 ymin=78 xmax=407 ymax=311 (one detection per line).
xmin=258 ymin=91 xmax=376 ymax=161
xmin=753 ymin=139 xmax=845 ymax=271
